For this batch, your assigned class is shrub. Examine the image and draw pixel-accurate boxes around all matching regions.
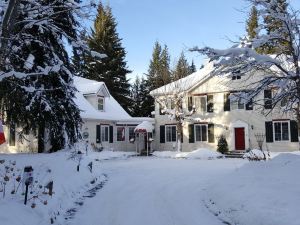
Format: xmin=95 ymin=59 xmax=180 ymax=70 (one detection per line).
xmin=217 ymin=135 xmax=229 ymax=154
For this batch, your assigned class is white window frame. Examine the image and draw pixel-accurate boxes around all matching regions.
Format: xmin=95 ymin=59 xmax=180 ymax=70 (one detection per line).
xmin=117 ymin=126 xmax=126 ymax=142
xmin=165 ymin=125 xmax=177 ymax=143
xmin=194 ymin=96 xmax=207 ymax=113
xmin=98 ymin=97 xmax=104 ymax=111
xmin=194 ymin=124 xmax=208 ymax=142
xmin=128 ymin=126 xmax=135 ymax=141
xmin=101 ymin=125 xmax=109 ymax=142
xmin=230 ymin=94 xmax=245 ymax=110
xmin=273 ymin=121 xmax=290 ymax=142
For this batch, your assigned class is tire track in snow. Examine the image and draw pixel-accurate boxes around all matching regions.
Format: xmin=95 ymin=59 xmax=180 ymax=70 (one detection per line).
xmin=53 ymin=174 xmax=108 ymax=225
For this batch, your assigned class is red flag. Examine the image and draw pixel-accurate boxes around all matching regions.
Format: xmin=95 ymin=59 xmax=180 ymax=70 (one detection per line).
xmin=0 ymin=120 xmax=6 ymax=145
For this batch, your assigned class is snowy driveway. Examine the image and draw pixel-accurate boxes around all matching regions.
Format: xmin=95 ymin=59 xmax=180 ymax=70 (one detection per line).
xmin=69 ymin=157 xmax=246 ymax=225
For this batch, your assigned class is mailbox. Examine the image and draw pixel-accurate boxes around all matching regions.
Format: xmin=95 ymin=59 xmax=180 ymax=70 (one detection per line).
xmin=23 ymin=166 xmax=33 ymax=185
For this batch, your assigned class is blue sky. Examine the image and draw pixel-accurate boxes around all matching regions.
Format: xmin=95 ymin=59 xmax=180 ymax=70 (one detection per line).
xmin=85 ymin=0 xmax=300 ymax=81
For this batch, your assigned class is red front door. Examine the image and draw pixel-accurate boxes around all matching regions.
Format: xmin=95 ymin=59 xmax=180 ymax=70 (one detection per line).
xmin=235 ymin=128 xmax=245 ymax=150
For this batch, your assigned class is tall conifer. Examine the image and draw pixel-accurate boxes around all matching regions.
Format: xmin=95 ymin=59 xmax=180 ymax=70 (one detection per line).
xmin=85 ymin=2 xmax=132 ymax=112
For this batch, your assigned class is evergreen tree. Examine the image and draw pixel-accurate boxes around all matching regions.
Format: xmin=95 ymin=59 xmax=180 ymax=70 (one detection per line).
xmin=85 ymin=2 xmax=132 ymax=113
xmin=189 ymin=60 xmax=197 ymax=74
xmin=158 ymin=45 xmax=172 ymax=86
xmin=262 ymin=0 xmax=288 ymax=53
xmin=246 ymin=6 xmax=259 ymax=40
xmin=217 ymin=135 xmax=229 ymax=154
xmin=147 ymin=41 xmax=163 ymax=91
xmin=0 ymin=0 xmax=85 ymax=152
xmin=172 ymin=51 xmax=190 ymax=81
xmin=130 ymin=76 xmax=143 ymax=117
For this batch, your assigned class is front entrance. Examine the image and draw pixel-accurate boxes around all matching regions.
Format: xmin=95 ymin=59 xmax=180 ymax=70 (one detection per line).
xmin=234 ymin=128 xmax=245 ymax=150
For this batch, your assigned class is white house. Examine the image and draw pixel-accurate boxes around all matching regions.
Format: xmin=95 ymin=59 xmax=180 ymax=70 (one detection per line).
xmin=0 ymin=77 xmax=154 ymax=153
xmin=150 ymin=62 xmax=299 ymax=153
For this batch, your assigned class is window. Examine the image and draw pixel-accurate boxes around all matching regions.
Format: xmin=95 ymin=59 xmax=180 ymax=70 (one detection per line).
xmin=98 ymin=98 xmax=104 ymax=111
xmin=230 ymin=94 xmax=244 ymax=110
xmin=166 ymin=125 xmax=176 ymax=142
xmin=280 ymin=97 xmax=288 ymax=107
xmin=101 ymin=126 xmax=109 ymax=142
xmin=117 ymin=127 xmax=125 ymax=141
xmin=232 ymin=75 xmax=241 ymax=80
xmin=195 ymin=124 xmax=207 ymax=142
xmin=194 ymin=96 xmax=207 ymax=113
xmin=264 ymin=90 xmax=272 ymax=109
xmin=187 ymin=96 xmax=193 ymax=111
xmin=129 ymin=127 xmax=135 ymax=141
xmin=274 ymin=121 xmax=289 ymax=141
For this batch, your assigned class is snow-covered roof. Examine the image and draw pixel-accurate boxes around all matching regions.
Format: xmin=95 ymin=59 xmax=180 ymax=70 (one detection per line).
xmin=73 ymin=76 xmax=110 ymax=97
xmin=73 ymin=77 xmax=155 ymax=123
xmin=134 ymin=121 xmax=154 ymax=133
xmin=73 ymin=77 xmax=131 ymax=121
xmin=150 ymin=61 xmax=215 ymax=96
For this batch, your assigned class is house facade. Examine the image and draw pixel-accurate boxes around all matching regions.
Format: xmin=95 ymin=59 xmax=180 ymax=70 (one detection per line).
xmin=150 ymin=62 xmax=299 ymax=153
xmin=0 ymin=77 xmax=154 ymax=153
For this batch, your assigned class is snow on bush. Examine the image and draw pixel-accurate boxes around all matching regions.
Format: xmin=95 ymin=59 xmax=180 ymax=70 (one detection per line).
xmin=153 ymin=148 xmax=223 ymax=160
xmin=243 ymin=149 xmax=266 ymax=160
xmin=204 ymin=153 xmax=300 ymax=225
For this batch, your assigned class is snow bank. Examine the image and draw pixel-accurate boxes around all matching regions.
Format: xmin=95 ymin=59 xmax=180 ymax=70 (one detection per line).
xmin=153 ymin=148 xmax=223 ymax=160
xmin=94 ymin=150 xmax=136 ymax=160
xmin=205 ymin=153 xmax=300 ymax=225
xmin=243 ymin=149 xmax=267 ymax=160
xmin=0 ymin=148 xmax=134 ymax=225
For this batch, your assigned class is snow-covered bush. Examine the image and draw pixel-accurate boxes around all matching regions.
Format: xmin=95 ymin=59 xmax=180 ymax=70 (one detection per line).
xmin=217 ymin=135 xmax=228 ymax=154
xmin=243 ymin=149 xmax=266 ymax=161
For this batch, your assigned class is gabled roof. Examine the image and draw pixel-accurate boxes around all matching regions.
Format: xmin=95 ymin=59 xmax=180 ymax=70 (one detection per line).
xmin=150 ymin=61 xmax=215 ymax=96
xmin=73 ymin=76 xmax=110 ymax=97
xmin=73 ymin=77 xmax=131 ymax=121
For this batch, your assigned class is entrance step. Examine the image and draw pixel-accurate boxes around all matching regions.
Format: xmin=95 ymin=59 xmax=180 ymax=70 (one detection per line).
xmin=225 ymin=150 xmax=245 ymax=159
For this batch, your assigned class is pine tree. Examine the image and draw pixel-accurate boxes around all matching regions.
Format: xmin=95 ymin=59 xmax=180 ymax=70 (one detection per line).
xmin=262 ymin=0 xmax=288 ymax=54
xmin=172 ymin=51 xmax=190 ymax=81
xmin=246 ymin=6 xmax=259 ymax=40
xmin=0 ymin=0 xmax=84 ymax=152
xmin=189 ymin=60 xmax=197 ymax=74
xmin=147 ymin=41 xmax=162 ymax=90
xmin=85 ymin=2 xmax=132 ymax=113
xmin=159 ymin=45 xmax=172 ymax=86
xmin=130 ymin=76 xmax=143 ymax=117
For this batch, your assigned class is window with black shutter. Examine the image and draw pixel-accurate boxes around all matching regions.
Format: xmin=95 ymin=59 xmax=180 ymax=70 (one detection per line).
xmin=265 ymin=121 xmax=273 ymax=143
xmin=188 ymin=124 xmax=195 ymax=143
xmin=109 ymin=126 xmax=113 ymax=143
xmin=207 ymin=95 xmax=214 ymax=113
xmin=160 ymin=125 xmax=165 ymax=143
xmin=290 ymin=120 xmax=298 ymax=142
xmin=264 ymin=90 xmax=272 ymax=109
xmin=96 ymin=125 xmax=101 ymax=143
xmin=224 ymin=93 xmax=230 ymax=111
xmin=208 ymin=124 xmax=215 ymax=143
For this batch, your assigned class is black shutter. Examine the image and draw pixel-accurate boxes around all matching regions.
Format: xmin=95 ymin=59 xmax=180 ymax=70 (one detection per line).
xmin=96 ymin=125 xmax=101 ymax=143
xmin=208 ymin=124 xmax=215 ymax=143
xmin=9 ymin=124 xmax=15 ymax=146
xmin=172 ymin=126 xmax=177 ymax=142
xmin=265 ymin=121 xmax=273 ymax=143
xmin=188 ymin=124 xmax=195 ymax=143
xmin=264 ymin=90 xmax=272 ymax=109
xmin=160 ymin=125 xmax=165 ymax=143
xmin=290 ymin=120 xmax=298 ymax=142
xmin=188 ymin=96 xmax=193 ymax=111
xmin=109 ymin=126 xmax=113 ymax=143
xmin=246 ymin=98 xmax=253 ymax=110
xmin=224 ymin=93 xmax=230 ymax=111
xmin=207 ymin=95 xmax=214 ymax=113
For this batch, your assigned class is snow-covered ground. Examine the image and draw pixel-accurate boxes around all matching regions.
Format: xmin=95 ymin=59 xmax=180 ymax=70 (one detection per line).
xmin=0 ymin=149 xmax=299 ymax=225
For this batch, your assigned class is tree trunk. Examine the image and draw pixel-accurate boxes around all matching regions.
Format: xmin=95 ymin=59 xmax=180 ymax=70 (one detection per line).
xmin=177 ymin=122 xmax=182 ymax=152
xmin=0 ymin=0 xmax=20 ymax=67
xmin=37 ymin=123 xmax=45 ymax=153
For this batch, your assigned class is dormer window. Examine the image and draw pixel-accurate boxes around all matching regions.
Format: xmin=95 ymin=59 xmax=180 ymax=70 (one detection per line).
xmin=98 ymin=97 xmax=104 ymax=111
